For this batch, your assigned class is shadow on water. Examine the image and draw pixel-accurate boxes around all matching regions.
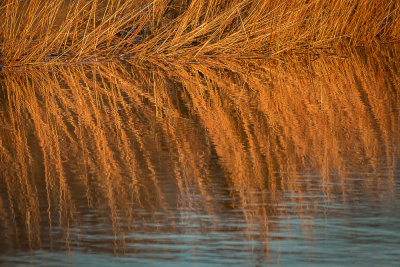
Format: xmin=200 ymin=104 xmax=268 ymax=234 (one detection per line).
xmin=0 ymin=45 xmax=400 ymax=265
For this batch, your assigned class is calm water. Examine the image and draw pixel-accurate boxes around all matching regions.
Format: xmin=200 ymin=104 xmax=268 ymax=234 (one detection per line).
xmin=1 ymin=46 xmax=400 ymax=266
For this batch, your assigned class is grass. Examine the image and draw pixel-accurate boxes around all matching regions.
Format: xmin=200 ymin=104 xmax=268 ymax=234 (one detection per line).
xmin=1 ymin=0 xmax=399 ymax=258
xmin=1 ymin=0 xmax=400 ymax=67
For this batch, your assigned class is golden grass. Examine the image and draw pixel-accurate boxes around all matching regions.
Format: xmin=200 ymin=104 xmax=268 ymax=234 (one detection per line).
xmin=0 ymin=45 xmax=399 ymax=255
xmin=1 ymin=0 xmax=400 ymax=67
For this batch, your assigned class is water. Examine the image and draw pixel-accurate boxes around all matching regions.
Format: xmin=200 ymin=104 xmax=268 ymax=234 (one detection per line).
xmin=1 ymin=46 xmax=400 ymax=266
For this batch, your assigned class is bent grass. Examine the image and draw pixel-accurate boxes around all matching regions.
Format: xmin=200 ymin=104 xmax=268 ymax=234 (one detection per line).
xmin=1 ymin=0 xmax=400 ymax=67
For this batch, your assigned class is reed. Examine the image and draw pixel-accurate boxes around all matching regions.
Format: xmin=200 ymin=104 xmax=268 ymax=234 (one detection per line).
xmin=1 ymin=0 xmax=399 ymax=67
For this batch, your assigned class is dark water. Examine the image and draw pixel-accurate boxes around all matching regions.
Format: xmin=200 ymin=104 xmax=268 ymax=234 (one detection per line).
xmin=1 ymin=46 xmax=400 ymax=266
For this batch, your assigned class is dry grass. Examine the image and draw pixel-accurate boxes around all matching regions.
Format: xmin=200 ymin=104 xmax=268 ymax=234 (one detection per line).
xmin=1 ymin=0 xmax=400 ymax=67
xmin=0 ymin=45 xmax=399 ymax=254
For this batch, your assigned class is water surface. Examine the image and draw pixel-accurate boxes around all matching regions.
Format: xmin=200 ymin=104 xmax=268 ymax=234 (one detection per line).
xmin=0 ymin=46 xmax=400 ymax=266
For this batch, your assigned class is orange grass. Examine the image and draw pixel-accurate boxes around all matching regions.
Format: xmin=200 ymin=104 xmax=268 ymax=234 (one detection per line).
xmin=0 ymin=45 xmax=399 ymax=254
xmin=1 ymin=0 xmax=400 ymax=67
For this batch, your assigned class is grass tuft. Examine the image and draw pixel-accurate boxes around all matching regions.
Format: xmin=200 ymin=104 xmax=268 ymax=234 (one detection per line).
xmin=1 ymin=0 xmax=400 ymax=67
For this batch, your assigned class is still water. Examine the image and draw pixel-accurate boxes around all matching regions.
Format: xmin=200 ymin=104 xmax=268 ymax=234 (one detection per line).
xmin=0 ymin=46 xmax=400 ymax=266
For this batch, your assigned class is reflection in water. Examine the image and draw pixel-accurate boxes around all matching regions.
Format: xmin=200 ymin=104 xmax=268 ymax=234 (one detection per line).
xmin=0 ymin=45 xmax=400 ymax=265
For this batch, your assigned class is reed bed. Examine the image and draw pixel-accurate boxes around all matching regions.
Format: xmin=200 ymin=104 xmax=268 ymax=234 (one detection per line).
xmin=1 ymin=0 xmax=400 ymax=67
xmin=0 ymin=45 xmax=399 ymax=256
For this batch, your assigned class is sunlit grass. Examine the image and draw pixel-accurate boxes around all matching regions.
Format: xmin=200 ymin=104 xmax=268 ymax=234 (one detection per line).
xmin=1 ymin=0 xmax=399 ymax=67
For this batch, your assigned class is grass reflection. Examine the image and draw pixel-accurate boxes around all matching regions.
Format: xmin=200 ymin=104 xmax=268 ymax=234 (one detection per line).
xmin=0 ymin=45 xmax=399 ymax=259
